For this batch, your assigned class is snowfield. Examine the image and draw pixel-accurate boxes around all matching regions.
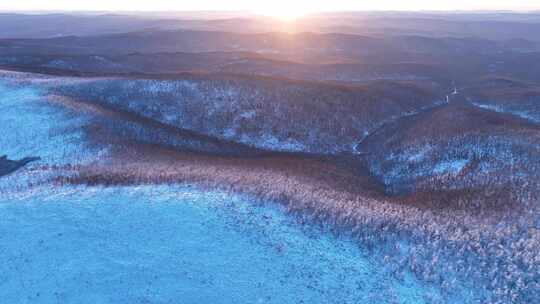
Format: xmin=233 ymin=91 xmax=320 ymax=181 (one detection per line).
xmin=0 ymin=185 xmax=449 ymax=304
xmin=0 ymin=81 xmax=104 ymax=165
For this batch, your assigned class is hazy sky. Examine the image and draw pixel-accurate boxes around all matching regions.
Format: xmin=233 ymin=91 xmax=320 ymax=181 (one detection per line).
xmin=2 ymin=0 xmax=539 ymax=16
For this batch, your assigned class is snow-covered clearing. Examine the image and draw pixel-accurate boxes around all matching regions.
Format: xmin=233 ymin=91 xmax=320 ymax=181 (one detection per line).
xmin=0 ymin=185 xmax=447 ymax=304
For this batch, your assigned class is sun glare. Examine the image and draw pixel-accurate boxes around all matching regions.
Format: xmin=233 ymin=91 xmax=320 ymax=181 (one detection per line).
xmin=252 ymin=3 xmax=311 ymax=20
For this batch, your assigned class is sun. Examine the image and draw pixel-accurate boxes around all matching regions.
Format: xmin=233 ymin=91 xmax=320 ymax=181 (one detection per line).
xmin=251 ymin=3 xmax=311 ymax=20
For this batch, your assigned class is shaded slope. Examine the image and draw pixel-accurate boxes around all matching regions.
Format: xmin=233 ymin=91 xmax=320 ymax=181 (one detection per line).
xmin=0 ymin=52 xmax=450 ymax=84
xmin=53 ymin=75 xmax=442 ymax=154
xmin=0 ymin=155 xmax=40 ymax=177
xmin=361 ymin=101 xmax=540 ymax=210
xmin=466 ymin=78 xmax=540 ymax=123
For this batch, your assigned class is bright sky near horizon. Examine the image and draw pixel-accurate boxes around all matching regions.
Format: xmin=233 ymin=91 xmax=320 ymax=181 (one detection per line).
xmin=1 ymin=0 xmax=539 ymax=19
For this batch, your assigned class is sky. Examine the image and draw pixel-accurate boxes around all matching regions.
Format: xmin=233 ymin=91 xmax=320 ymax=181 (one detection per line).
xmin=1 ymin=0 xmax=539 ymax=18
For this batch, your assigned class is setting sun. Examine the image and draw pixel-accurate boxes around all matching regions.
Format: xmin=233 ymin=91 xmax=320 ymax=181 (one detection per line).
xmin=251 ymin=3 xmax=312 ymax=20
xmin=2 ymin=0 xmax=539 ymax=13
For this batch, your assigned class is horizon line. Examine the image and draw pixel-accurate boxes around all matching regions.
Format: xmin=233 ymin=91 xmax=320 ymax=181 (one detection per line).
xmin=1 ymin=9 xmax=540 ymax=14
